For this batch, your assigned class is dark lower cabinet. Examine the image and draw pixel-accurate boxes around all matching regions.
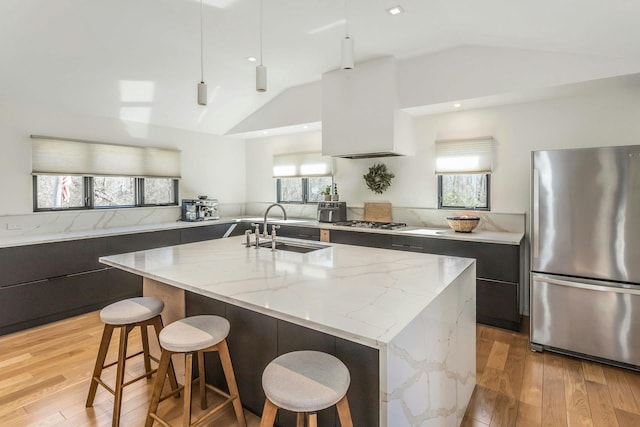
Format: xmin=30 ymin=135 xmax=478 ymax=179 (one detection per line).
xmin=330 ymin=230 xmax=391 ymax=249
xmin=0 ymin=268 xmax=114 ymax=335
xmin=390 ymin=235 xmax=424 ymax=252
xmin=379 ymin=231 xmax=524 ymax=331
xmin=277 ymin=226 xmax=321 ymax=241
xmin=105 ymin=229 xmax=182 ymax=255
xmin=185 ymin=291 xmax=380 ymax=427
xmin=0 ymin=238 xmax=107 ymax=288
xmin=180 ymin=223 xmax=231 ymax=244
xmin=476 ymin=279 xmax=520 ymax=330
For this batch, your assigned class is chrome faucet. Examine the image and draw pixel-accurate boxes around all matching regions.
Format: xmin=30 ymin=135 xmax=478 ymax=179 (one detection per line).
xmin=262 ymin=203 xmax=287 ymax=237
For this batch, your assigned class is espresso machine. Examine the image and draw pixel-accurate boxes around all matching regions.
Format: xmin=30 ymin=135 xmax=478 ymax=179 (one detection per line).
xmin=181 ymin=198 xmax=220 ymax=222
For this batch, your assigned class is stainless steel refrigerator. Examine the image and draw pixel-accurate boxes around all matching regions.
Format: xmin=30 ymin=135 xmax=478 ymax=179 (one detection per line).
xmin=530 ymin=145 xmax=640 ymax=369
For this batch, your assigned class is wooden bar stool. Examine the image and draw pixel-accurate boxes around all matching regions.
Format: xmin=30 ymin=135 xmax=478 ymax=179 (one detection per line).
xmin=260 ymin=350 xmax=353 ymax=427
xmin=86 ymin=296 xmax=179 ymax=427
xmin=145 ymin=315 xmax=247 ymax=427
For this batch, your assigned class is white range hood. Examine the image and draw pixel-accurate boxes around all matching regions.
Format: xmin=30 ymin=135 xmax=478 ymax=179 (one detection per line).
xmin=321 ymin=57 xmax=414 ymax=159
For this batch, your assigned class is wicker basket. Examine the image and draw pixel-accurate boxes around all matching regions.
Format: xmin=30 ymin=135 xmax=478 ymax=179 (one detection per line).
xmin=446 ymin=216 xmax=480 ymax=233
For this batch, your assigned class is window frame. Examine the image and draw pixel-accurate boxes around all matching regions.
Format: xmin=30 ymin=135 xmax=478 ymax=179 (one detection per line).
xmin=32 ymin=175 xmax=179 ymax=212
xmin=437 ymin=173 xmax=491 ymax=211
xmin=276 ymin=177 xmax=332 ymax=204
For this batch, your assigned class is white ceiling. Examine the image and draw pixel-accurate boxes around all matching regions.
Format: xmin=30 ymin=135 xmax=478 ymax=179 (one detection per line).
xmin=1 ymin=0 xmax=639 ymax=136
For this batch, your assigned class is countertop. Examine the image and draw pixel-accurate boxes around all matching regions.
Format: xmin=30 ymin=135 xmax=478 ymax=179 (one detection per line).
xmin=100 ymin=235 xmax=474 ymax=349
xmin=0 ymin=216 xmax=523 ymax=248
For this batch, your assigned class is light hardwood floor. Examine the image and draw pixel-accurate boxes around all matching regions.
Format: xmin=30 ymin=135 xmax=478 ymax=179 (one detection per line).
xmin=1 ymin=311 xmax=640 ymax=426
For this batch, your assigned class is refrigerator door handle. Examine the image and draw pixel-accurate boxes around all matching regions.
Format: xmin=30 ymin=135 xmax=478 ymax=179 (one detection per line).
xmin=533 ymin=275 xmax=640 ymax=296
xmin=532 ymin=168 xmax=540 ymax=259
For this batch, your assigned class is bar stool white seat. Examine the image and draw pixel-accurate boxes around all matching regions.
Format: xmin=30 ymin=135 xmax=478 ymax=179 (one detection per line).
xmin=260 ymin=350 xmax=353 ymax=427
xmin=145 ymin=315 xmax=247 ymax=427
xmin=86 ymin=296 xmax=179 ymax=427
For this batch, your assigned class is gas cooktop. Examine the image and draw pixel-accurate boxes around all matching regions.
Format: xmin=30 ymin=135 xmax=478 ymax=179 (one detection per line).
xmin=333 ymin=220 xmax=407 ymax=230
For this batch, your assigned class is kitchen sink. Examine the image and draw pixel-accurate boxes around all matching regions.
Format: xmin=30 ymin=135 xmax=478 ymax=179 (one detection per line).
xmin=256 ymin=239 xmax=329 ymax=253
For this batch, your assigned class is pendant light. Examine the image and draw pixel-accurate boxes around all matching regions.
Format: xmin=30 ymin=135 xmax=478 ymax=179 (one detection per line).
xmin=341 ymin=0 xmax=354 ymax=70
xmin=256 ymin=0 xmax=267 ymax=92
xmin=197 ymin=0 xmax=207 ymax=105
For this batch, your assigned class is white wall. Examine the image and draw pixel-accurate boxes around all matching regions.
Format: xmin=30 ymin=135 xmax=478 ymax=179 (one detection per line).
xmin=246 ymin=84 xmax=640 ymax=215
xmin=0 ymin=104 xmax=246 ymax=217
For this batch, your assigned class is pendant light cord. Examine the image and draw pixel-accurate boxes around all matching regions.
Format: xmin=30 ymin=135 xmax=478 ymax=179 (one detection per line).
xmin=259 ymin=0 xmax=263 ymax=66
xmin=200 ymin=0 xmax=204 ymax=82
xmin=344 ymin=0 xmax=349 ymax=37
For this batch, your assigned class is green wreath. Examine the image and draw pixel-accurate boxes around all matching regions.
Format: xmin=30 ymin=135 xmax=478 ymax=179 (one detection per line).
xmin=363 ymin=163 xmax=394 ymax=194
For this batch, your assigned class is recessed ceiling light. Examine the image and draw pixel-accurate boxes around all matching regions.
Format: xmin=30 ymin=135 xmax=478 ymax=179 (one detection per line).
xmin=386 ymin=5 xmax=404 ymax=15
xmin=247 ymin=56 xmax=257 ymax=62
xmin=454 ymin=103 xmax=462 ymax=108
xmin=263 ymin=131 xmax=268 ymax=135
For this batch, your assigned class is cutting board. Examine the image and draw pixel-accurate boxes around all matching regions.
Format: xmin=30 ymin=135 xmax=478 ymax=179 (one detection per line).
xmin=364 ymin=202 xmax=393 ymax=222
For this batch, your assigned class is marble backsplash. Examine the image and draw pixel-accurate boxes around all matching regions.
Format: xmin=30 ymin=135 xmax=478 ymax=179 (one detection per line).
xmin=245 ymin=202 xmax=525 ymax=234
xmin=0 ymin=202 xmax=523 ymax=240
xmin=0 ymin=203 xmax=245 ymax=240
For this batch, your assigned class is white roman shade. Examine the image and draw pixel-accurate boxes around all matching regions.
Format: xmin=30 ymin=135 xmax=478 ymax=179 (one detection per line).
xmin=272 ymin=152 xmax=334 ymax=178
xmin=435 ymin=137 xmax=494 ymax=174
xmin=31 ymin=135 xmax=181 ymax=178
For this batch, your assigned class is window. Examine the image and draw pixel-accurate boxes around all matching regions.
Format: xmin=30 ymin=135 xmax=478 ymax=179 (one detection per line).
xmin=31 ymin=136 xmax=181 ymax=212
xmin=435 ymin=137 xmax=494 ymax=211
xmin=35 ymin=175 xmax=86 ymax=210
xmin=276 ymin=177 xmax=333 ymax=204
xmin=33 ymin=175 xmax=179 ymax=211
xmin=438 ymin=174 xmax=490 ymax=210
xmin=142 ymin=178 xmax=177 ymax=205
xmin=272 ymin=152 xmax=334 ymax=204
xmin=93 ymin=176 xmax=136 ymax=207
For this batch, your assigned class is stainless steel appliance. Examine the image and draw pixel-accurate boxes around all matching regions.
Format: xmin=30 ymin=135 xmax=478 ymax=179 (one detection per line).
xmin=334 ymin=220 xmax=407 ymax=230
xmin=530 ymin=145 xmax=640 ymax=369
xmin=317 ymin=201 xmax=347 ymax=223
xmin=181 ymin=198 xmax=219 ymax=222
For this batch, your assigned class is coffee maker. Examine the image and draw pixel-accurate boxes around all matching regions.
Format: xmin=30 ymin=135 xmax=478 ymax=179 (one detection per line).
xmin=181 ymin=198 xmax=220 ymax=222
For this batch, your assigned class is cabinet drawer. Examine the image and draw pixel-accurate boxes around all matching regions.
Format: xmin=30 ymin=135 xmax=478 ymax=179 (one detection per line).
xmin=0 ymin=238 xmax=107 ymax=287
xmin=391 ymin=236 xmax=424 ymax=252
xmin=0 ymin=269 xmax=111 ymax=329
xmin=476 ymin=278 xmax=520 ymax=327
xmin=105 ymin=230 xmax=181 ymax=255
xmin=330 ymin=230 xmax=391 ymax=249
xmin=180 ymin=224 xmax=230 ymax=244
xmin=276 ymin=226 xmax=320 ymax=241
xmin=424 ymin=239 xmax=520 ymax=283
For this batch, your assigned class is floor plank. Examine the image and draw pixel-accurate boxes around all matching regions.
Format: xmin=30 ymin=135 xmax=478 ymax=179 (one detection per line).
xmin=602 ymin=365 xmax=640 ymax=414
xmin=541 ymin=352 xmax=568 ymax=426
xmin=585 ymin=380 xmax=619 ymax=427
xmin=563 ymin=357 xmax=592 ymax=423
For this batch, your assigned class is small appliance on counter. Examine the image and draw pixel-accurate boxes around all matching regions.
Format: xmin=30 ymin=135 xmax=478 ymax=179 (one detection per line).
xmin=317 ymin=201 xmax=347 ymax=223
xmin=180 ymin=197 xmax=220 ymax=222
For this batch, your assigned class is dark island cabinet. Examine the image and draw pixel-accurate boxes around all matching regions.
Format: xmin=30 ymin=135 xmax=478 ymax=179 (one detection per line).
xmin=185 ymin=291 xmax=379 ymax=427
xmin=329 ymin=229 xmax=391 ymax=249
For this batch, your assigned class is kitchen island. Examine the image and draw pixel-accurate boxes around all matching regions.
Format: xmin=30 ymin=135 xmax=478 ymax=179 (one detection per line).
xmin=100 ymin=235 xmax=476 ymax=427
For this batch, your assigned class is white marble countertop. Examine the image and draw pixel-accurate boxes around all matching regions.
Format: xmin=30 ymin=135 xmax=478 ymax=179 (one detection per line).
xmin=100 ymin=235 xmax=474 ymax=349
xmin=0 ymin=216 xmax=523 ymax=248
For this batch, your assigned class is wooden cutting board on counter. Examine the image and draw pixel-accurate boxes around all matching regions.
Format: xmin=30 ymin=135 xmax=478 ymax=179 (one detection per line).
xmin=364 ymin=202 xmax=393 ymax=222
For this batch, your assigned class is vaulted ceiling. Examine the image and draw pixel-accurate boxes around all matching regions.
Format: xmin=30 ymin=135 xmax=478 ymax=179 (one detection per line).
xmin=2 ymin=0 xmax=639 ymax=135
